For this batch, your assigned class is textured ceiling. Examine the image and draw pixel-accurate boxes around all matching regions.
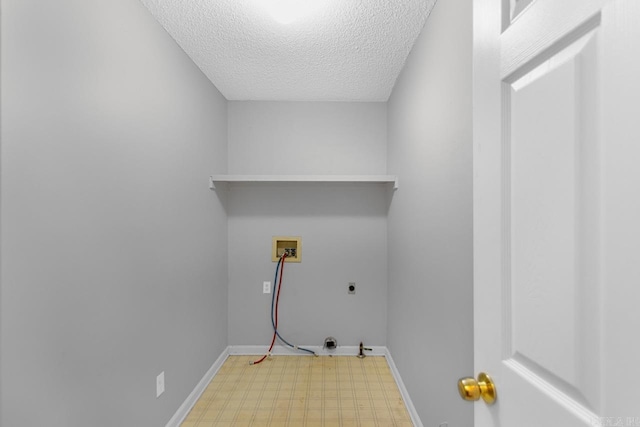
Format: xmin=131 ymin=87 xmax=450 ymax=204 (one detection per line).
xmin=139 ymin=0 xmax=435 ymax=101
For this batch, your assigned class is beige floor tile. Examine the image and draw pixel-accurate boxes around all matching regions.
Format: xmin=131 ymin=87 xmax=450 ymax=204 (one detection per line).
xmin=179 ymin=355 xmax=413 ymax=426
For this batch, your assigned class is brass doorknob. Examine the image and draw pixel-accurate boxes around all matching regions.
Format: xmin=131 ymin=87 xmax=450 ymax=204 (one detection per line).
xmin=458 ymin=372 xmax=497 ymax=405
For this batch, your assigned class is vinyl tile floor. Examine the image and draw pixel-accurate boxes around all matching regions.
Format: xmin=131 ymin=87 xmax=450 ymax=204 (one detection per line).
xmin=180 ymin=355 xmax=414 ymax=427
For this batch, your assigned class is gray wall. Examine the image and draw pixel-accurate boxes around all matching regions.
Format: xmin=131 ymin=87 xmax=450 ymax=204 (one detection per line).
xmin=0 ymin=0 xmax=228 ymax=426
xmin=387 ymin=0 xmax=474 ymax=426
xmin=227 ymin=102 xmax=389 ymax=348
xmin=228 ymin=102 xmax=387 ymax=175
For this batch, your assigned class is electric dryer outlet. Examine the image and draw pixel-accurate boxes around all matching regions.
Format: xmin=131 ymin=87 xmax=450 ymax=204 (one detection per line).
xmin=348 ymin=282 xmax=356 ymax=294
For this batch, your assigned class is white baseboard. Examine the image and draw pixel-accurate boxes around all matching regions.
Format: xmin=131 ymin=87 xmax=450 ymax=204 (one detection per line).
xmin=227 ymin=344 xmax=387 ymax=357
xmin=384 ymin=348 xmax=424 ymax=427
xmin=165 ymin=347 xmax=229 ymax=427
xmin=167 ymin=345 xmax=423 ymax=427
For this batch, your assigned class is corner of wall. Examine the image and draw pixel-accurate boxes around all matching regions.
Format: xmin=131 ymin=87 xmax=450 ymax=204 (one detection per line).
xmin=386 ymin=0 xmax=473 ymax=425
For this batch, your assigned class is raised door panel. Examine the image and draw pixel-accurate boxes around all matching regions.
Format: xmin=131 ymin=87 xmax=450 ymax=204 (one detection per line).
xmin=503 ymin=27 xmax=601 ymax=420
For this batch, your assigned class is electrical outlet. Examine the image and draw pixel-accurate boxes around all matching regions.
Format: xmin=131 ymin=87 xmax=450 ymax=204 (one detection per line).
xmin=348 ymin=282 xmax=356 ymax=294
xmin=156 ymin=371 xmax=165 ymax=398
xmin=263 ymin=281 xmax=271 ymax=294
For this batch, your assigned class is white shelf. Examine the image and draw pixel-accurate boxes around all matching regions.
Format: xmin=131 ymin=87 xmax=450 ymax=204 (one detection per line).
xmin=208 ymin=174 xmax=398 ymax=190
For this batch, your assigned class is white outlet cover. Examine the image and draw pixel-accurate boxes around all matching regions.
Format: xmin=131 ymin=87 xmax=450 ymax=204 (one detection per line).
xmin=263 ymin=281 xmax=271 ymax=294
xmin=156 ymin=371 xmax=165 ymax=398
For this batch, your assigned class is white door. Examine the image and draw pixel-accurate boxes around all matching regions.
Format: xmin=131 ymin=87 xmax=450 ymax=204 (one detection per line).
xmin=472 ymin=0 xmax=640 ymax=426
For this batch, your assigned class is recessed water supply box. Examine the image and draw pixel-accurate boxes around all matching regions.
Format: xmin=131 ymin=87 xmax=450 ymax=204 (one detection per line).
xmin=272 ymin=236 xmax=301 ymax=262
